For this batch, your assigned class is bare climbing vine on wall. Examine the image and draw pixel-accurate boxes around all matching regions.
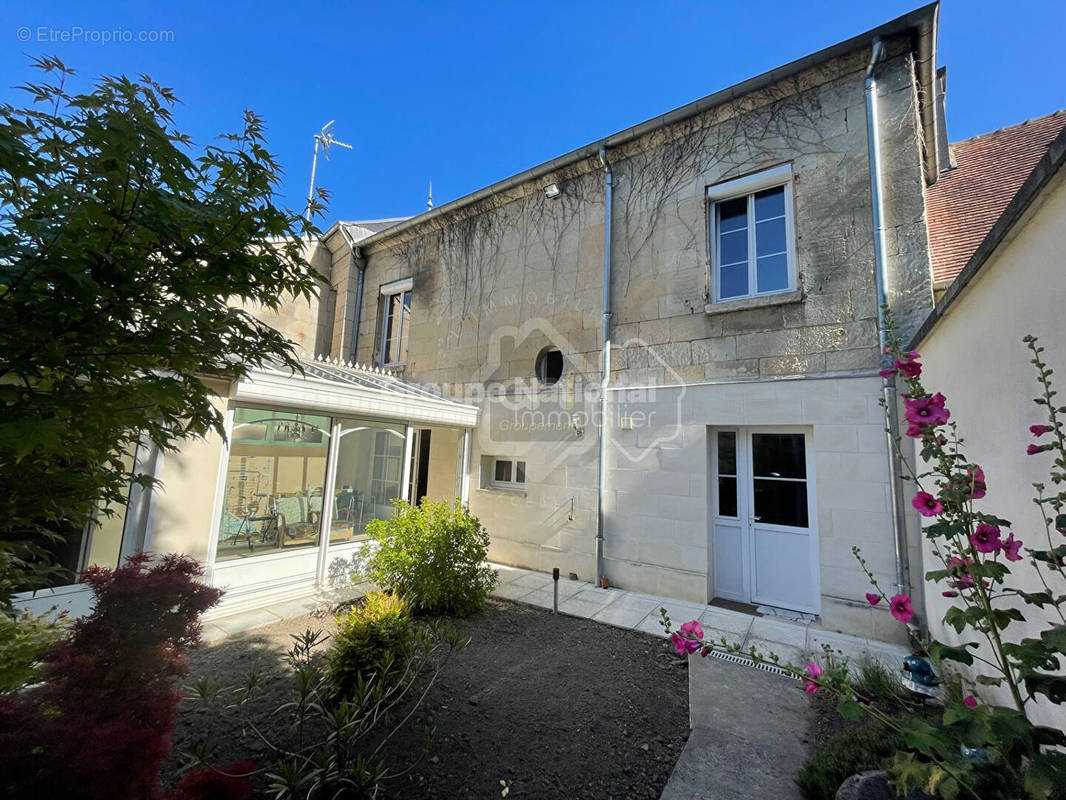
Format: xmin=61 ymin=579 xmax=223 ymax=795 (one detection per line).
xmin=379 ymin=56 xmax=897 ymax=346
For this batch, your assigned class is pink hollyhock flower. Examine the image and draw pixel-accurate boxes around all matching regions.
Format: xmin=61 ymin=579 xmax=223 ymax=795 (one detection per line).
xmin=948 ymin=556 xmax=975 ymax=590
xmin=971 ymin=523 xmax=1002 ymax=554
xmin=1003 ymin=532 xmax=1023 ymax=562
xmin=1030 ymin=424 xmax=1054 ymax=437
xmin=904 ymin=393 xmax=950 ymax=428
xmin=670 ymin=632 xmax=686 ymax=655
xmin=905 ymin=421 xmax=923 ymax=438
xmin=1028 ymin=443 xmax=1049 ymax=455
xmin=803 ymin=662 xmax=823 ymax=695
xmin=672 ymin=633 xmax=700 ymax=656
xmin=963 ymin=695 xmax=978 ymax=708
xmin=879 ymin=368 xmax=896 ymax=379
xmin=679 ymin=619 xmax=704 ymax=640
xmin=865 ymin=593 xmax=881 ymax=606
xmin=889 ymin=594 xmax=914 ymax=624
xmin=671 ymin=620 xmax=703 ymax=655
xmin=912 ymin=491 xmax=944 ymax=517
xmin=966 ymin=466 xmax=986 ymax=499
xmin=894 ymin=357 xmax=921 ymax=378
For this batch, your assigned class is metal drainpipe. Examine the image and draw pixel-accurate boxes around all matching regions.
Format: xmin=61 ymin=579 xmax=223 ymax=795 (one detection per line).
xmin=337 ymin=225 xmax=367 ymax=360
xmin=865 ymin=38 xmax=912 ymax=601
xmin=595 ymin=147 xmax=613 ymax=587
xmin=351 ymin=246 xmax=367 ymax=360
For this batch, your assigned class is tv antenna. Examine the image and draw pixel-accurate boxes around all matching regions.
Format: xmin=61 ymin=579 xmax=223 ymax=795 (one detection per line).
xmin=305 ymin=120 xmax=352 ymax=221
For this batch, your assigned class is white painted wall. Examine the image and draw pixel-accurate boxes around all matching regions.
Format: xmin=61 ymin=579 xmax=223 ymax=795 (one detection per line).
xmin=472 ymin=373 xmax=914 ymax=643
xmin=916 ymin=169 xmax=1066 ymax=729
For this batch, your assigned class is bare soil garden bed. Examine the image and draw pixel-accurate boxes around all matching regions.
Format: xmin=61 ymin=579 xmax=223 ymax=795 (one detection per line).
xmin=166 ymin=597 xmax=689 ymax=799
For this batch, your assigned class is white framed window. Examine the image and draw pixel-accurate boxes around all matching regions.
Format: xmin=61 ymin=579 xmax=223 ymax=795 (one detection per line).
xmin=489 ymin=457 xmax=526 ymax=489
xmin=707 ymin=164 xmax=796 ymax=303
xmin=378 ymin=278 xmax=412 ymax=366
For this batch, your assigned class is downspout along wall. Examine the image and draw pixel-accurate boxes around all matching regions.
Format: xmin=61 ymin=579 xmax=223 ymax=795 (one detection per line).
xmin=864 ymin=38 xmax=913 ymax=608
xmin=596 ymin=147 xmax=613 ymax=587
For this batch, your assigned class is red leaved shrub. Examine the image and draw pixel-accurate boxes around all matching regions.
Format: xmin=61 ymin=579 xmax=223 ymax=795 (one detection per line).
xmin=0 ymin=553 xmax=225 ymax=800
xmin=169 ymin=760 xmax=256 ymax=800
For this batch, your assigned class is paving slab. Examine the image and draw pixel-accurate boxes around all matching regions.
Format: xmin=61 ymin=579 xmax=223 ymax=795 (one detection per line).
xmin=747 ymin=616 xmax=808 ymax=649
xmin=492 ymin=581 xmax=536 ymax=601
xmin=592 ymin=593 xmax=663 ymax=628
xmin=491 ymin=566 xmax=527 ymax=584
xmin=699 ymin=608 xmax=756 ymax=638
xmin=662 ymin=654 xmax=811 ymax=800
xmin=510 ymin=571 xmax=556 ymax=590
xmin=209 ymin=607 xmax=285 ymax=636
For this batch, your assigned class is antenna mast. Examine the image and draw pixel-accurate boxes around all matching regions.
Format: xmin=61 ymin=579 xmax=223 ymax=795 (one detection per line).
xmin=305 ymin=120 xmax=352 ymax=221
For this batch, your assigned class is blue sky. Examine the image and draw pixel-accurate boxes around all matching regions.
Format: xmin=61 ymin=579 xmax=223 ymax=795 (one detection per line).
xmin=2 ymin=1 xmax=1064 ymax=222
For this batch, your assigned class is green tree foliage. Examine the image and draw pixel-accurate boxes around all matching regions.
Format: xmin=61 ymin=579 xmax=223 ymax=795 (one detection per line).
xmin=361 ymin=500 xmax=498 ymax=617
xmin=0 ymin=57 xmax=321 ymax=602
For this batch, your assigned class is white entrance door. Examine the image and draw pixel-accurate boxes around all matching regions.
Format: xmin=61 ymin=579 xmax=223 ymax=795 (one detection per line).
xmin=710 ymin=428 xmax=818 ymax=614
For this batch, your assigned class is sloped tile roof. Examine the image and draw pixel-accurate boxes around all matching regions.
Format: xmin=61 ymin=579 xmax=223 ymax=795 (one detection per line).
xmin=926 ymin=110 xmax=1066 ymax=285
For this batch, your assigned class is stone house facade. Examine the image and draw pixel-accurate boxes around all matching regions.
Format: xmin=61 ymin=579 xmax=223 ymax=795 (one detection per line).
xmin=292 ymin=6 xmax=943 ymax=641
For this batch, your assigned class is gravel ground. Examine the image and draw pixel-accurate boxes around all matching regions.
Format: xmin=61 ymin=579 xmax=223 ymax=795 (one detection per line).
xmin=165 ymin=597 xmax=689 ymax=799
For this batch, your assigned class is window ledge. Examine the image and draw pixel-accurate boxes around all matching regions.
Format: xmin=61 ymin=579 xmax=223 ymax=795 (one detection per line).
xmin=477 ymin=486 xmax=527 ymax=498
xmin=705 ymin=288 xmax=803 ymax=316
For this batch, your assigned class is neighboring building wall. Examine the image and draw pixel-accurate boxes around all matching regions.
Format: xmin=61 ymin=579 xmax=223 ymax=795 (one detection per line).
xmin=323 ymin=36 xmax=934 ymax=641
xmin=240 ymin=238 xmax=336 ymax=357
xmin=149 ymin=380 xmax=232 ymax=563
xmin=915 ymin=169 xmax=1066 ymax=729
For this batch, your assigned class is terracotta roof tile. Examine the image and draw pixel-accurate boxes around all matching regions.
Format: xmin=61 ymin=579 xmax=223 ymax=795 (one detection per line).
xmin=926 ymin=110 xmax=1066 ymax=285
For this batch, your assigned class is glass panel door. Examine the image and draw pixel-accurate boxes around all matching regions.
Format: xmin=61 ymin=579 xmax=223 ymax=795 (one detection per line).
xmin=329 ymin=418 xmax=407 ymax=543
xmin=751 ymin=433 xmax=808 ymax=528
xmin=710 ymin=427 xmax=817 ymax=613
xmin=747 ymin=430 xmax=816 ymax=612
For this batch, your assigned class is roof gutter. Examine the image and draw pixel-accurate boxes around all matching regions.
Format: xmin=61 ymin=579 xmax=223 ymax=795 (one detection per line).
xmin=351 ymin=4 xmax=940 ymax=252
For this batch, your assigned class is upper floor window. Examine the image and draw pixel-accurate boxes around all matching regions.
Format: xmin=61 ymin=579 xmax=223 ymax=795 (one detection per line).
xmin=708 ymin=164 xmax=795 ymax=303
xmin=379 ymin=278 xmax=412 ymax=366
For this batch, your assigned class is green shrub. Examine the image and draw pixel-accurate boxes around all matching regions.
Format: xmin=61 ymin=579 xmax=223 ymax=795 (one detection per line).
xmin=327 ymin=591 xmax=415 ymax=697
xmin=361 ymin=500 xmax=497 ymax=617
xmin=0 ymin=609 xmax=66 ymax=692
xmin=796 ymin=718 xmax=906 ymax=800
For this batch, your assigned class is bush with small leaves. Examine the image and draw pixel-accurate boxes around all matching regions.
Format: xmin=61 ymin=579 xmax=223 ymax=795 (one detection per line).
xmin=327 ymin=591 xmax=416 ymax=698
xmin=361 ymin=500 xmax=497 ymax=617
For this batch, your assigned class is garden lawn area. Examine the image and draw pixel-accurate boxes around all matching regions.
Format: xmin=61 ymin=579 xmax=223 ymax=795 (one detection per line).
xmin=166 ymin=597 xmax=689 ymax=799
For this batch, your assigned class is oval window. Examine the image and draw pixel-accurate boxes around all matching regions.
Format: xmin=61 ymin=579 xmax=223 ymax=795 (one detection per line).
xmin=535 ymin=347 xmax=564 ymax=385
